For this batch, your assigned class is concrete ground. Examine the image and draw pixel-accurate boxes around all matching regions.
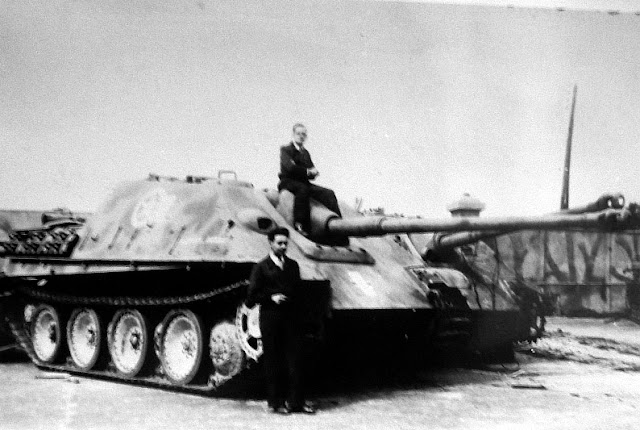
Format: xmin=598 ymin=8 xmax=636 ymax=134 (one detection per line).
xmin=545 ymin=317 xmax=640 ymax=349
xmin=1 ymin=317 xmax=640 ymax=430
xmin=530 ymin=317 xmax=640 ymax=370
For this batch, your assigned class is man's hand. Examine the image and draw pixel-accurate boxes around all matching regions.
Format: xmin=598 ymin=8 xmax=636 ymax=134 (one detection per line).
xmin=307 ymin=167 xmax=319 ymax=179
xmin=271 ymin=293 xmax=288 ymax=304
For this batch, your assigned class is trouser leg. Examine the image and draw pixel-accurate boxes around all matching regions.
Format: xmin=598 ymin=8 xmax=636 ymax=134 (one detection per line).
xmin=309 ymin=184 xmax=342 ymax=217
xmin=285 ymin=324 xmax=304 ymax=409
xmin=260 ymin=311 xmax=284 ymax=407
xmin=279 ymin=180 xmax=311 ymax=230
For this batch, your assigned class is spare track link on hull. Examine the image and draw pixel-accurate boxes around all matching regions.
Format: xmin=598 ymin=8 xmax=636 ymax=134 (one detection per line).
xmin=4 ymin=279 xmax=259 ymax=396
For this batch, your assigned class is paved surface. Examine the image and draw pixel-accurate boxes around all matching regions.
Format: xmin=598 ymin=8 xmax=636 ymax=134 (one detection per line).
xmin=1 ymin=318 xmax=640 ymax=430
xmin=545 ymin=316 xmax=640 ymax=348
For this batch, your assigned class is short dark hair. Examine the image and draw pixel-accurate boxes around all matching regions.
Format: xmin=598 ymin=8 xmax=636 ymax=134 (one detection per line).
xmin=292 ymin=123 xmax=306 ymax=133
xmin=268 ymin=226 xmax=290 ymax=242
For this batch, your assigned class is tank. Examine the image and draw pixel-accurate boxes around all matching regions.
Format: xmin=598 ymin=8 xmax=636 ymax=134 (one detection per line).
xmin=1 ymin=174 xmax=639 ymax=394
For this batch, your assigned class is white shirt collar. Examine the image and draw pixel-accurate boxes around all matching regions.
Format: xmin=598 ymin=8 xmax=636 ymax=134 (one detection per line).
xmin=293 ymin=142 xmax=304 ymax=152
xmin=270 ymin=252 xmax=284 ymax=269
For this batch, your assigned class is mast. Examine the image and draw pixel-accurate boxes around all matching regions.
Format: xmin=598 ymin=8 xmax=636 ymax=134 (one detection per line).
xmin=560 ymin=85 xmax=577 ymax=210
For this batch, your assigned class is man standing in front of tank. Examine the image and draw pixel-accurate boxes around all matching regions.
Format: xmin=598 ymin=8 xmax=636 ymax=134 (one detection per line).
xmin=246 ymin=226 xmax=316 ymax=415
xmin=278 ymin=123 xmax=342 ymax=237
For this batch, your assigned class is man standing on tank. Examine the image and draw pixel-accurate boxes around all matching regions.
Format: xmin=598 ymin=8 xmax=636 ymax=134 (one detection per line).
xmin=246 ymin=226 xmax=316 ymax=415
xmin=278 ymin=123 xmax=342 ymax=237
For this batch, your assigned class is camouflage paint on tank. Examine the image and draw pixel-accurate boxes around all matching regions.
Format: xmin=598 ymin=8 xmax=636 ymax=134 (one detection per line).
xmin=4 ymin=178 xmax=443 ymax=310
xmin=73 ymin=180 xmax=275 ymax=262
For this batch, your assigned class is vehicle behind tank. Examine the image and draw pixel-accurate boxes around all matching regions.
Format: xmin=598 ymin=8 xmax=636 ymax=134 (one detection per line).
xmin=2 ymin=173 xmax=639 ymax=394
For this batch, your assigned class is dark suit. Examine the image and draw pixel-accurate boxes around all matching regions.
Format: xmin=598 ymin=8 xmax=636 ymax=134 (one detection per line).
xmin=246 ymin=255 xmax=306 ymax=409
xmin=278 ymin=142 xmax=342 ymax=231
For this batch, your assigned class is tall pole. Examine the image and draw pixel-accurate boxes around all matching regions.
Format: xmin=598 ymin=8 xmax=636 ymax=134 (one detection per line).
xmin=561 ymin=85 xmax=577 ymax=210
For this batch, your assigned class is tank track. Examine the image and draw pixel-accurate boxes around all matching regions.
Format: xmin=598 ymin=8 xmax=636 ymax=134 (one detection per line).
xmin=4 ymin=279 xmax=263 ymax=396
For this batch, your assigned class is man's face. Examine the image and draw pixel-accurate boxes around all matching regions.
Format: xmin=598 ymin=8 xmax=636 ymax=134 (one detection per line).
xmin=269 ymin=234 xmax=289 ymax=257
xmin=292 ymin=126 xmax=307 ymax=145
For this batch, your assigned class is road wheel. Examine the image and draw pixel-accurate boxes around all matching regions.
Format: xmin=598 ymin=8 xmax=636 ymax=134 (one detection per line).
xmin=108 ymin=309 xmax=149 ymax=377
xmin=157 ymin=309 xmax=203 ymax=385
xmin=209 ymin=320 xmax=246 ymax=387
xmin=67 ymin=308 xmax=102 ymax=370
xmin=31 ymin=304 xmax=63 ymax=363
xmin=235 ymin=304 xmax=262 ymax=361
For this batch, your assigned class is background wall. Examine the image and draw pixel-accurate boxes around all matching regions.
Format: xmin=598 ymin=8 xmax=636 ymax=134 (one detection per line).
xmin=469 ymin=230 xmax=640 ymax=315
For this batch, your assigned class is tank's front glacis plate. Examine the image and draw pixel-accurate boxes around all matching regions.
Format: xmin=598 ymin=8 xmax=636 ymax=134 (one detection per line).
xmin=313 ymin=235 xmax=435 ymax=310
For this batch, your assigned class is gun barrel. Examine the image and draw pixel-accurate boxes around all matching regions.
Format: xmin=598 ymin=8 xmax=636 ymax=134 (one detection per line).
xmin=327 ymin=209 xmax=635 ymax=237
xmin=428 ymin=193 xmax=627 ymax=251
xmin=430 ymin=230 xmax=505 ymax=251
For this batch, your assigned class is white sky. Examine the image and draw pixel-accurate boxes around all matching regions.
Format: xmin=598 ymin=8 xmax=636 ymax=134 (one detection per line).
xmin=379 ymin=0 xmax=640 ymax=13
xmin=1 ymin=0 xmax=640 ymax=217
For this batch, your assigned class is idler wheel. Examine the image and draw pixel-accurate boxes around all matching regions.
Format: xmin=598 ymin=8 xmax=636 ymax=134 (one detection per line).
xmin=67 ymin=308 xmax=102 ymax=370
xmin=107 ymin=309 xmax=149 ymax=377
xmin=157 ymin=310 xmax=203 ymax=385
xmin=208 ymin=321 xmax=246 ymax=387
xmin=31 ymin=304 xmax=64 ymax=363
xmin=235 ymin=304 xmax=263 ymax=361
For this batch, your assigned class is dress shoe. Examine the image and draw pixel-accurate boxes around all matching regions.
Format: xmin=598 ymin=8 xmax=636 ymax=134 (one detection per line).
xmin=294 ymin=223 xmax=309 ymax=237
xmin=299 ymin=403 xmax=317 ymax=414
xmin=268 ymin=406 xmax=290 ymax=415
xmin=285 ymin=402 xmax=317 ymax=414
